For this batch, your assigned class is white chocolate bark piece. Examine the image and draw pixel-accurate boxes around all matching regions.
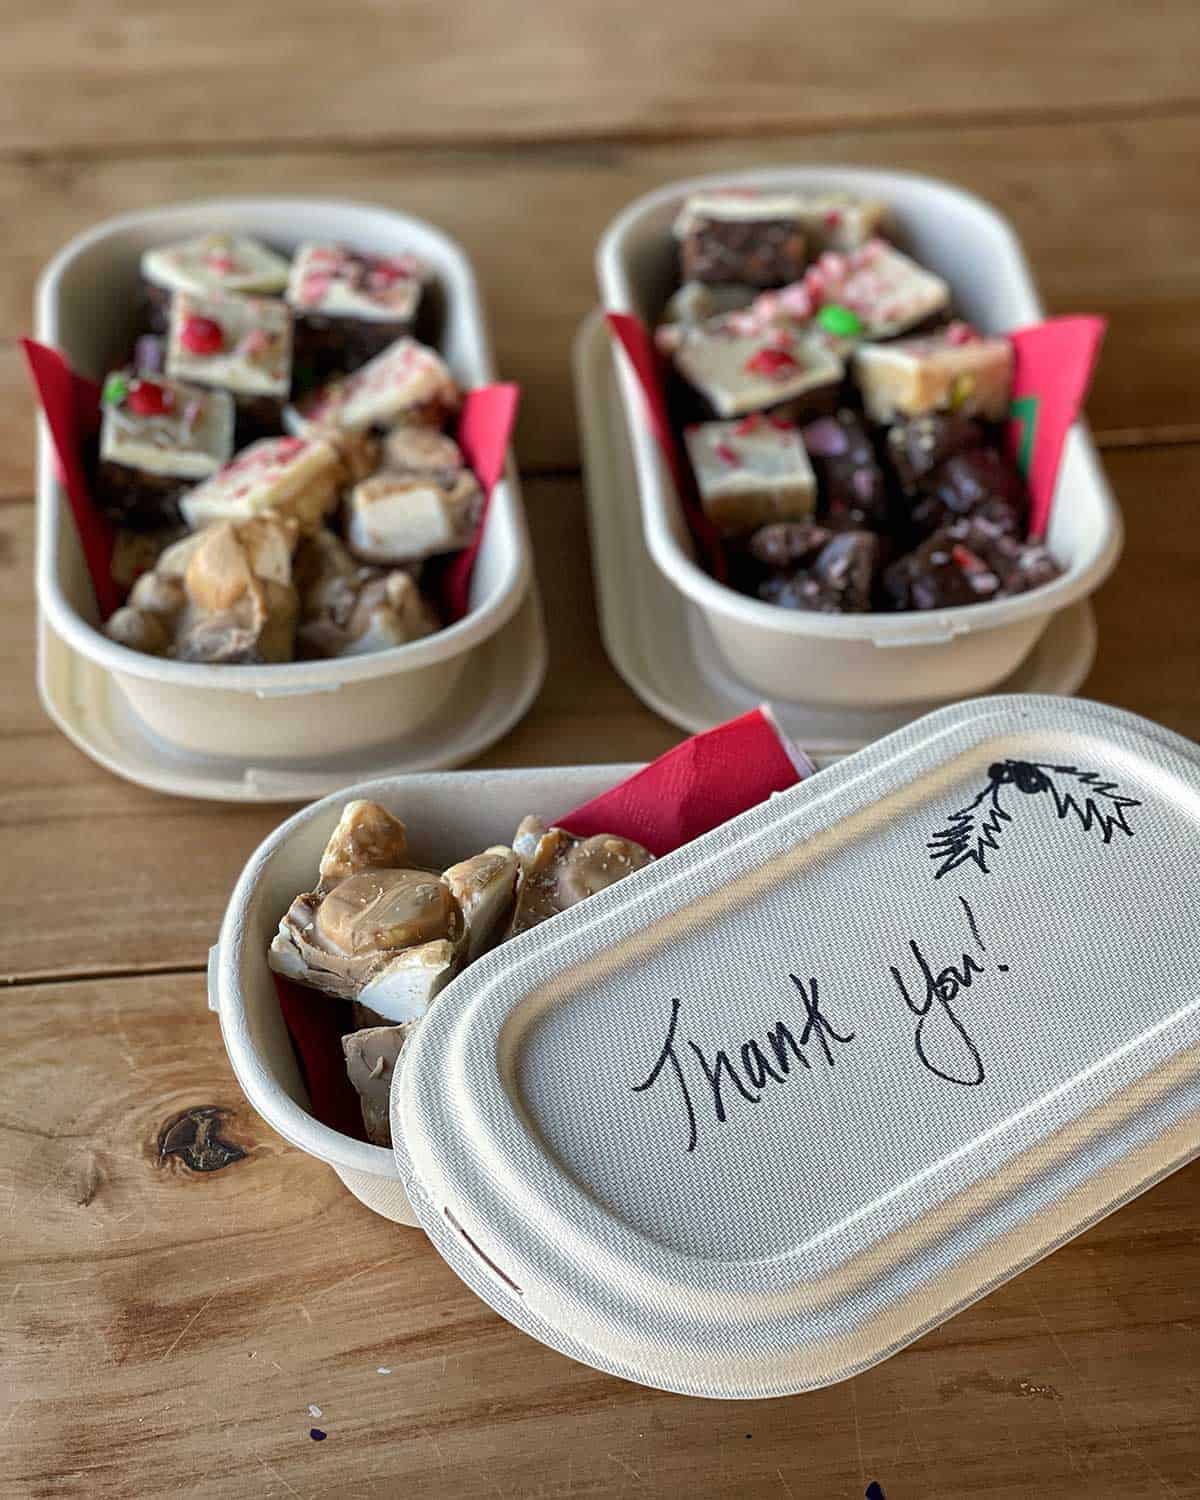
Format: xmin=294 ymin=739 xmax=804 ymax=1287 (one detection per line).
xmin=344 ymin=470 xmax=482 ymax=565
xmin=662 ymin=281 xmax=758 ymax=326
xmin=268 ymin=866 xmax=465 ymax=1020
xmin=166 ymin=290 xmax=293 ymax=399
xmin=180 ymin=435 xmax=342 ymax=535
xmin=672 ymin=320 xmax=844 ymax=419
xmin=285 ymin=337 xmax=459 ymax=434
xmin=319 ymin=799 xmax=409 ymax=890
xmin=684 ymin=415 xmax=817 ymax=536
xmin=810 ymin=240 xmax=950 ymax=339
xmin=852 ymin=324 xmax=1014 ymax=423
xmin=509 ymin=821 xmax=654 ymax=937
xmin=100 ymin=373 xmax=234 ymax=479
xmin=673 ymin=188 xmax=886 ymax=252
xmin=286 ymin=242 xmax=423 ymax=324
xmin=442 ymin=846 xmax=520 ymax=962
xmin=342 ymin=1024 xmax=416 ymax=1147
xmin=141 ymin=233 xmax=291 ymax=297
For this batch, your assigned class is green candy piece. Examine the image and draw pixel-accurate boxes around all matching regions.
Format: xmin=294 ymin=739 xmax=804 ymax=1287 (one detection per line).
xmin=816 ymin=303 xmax=863 ymax=338
xmin=101 ymin=373 xmax=129 ymax=406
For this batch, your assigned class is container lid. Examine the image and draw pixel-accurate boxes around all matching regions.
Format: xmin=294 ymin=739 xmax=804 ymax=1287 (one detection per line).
xmin=393 ymin=695 xmax=1200 ymax=1398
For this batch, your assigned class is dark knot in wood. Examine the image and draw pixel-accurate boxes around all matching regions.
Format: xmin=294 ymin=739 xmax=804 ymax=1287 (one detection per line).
xmin=157 ymin=1106 xmax=247 ymax=1173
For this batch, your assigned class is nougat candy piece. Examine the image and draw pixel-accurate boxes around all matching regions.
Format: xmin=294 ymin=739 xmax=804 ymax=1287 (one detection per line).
xmin=802 ymin=411 xmax=889 ymax=533
xmin=806 ymin=240 xmax=950 ymax=339
xmin=759 ymin=530 xmax=878 ymax=613
xmin=910 ymin=444 xmax=1028 ymax=538
xmin=140 ymin=232 xmax=290 ymax=331
xmin=853 ymin=323 xmax=1013 ymax=424
xmin=673 ymin=191 xmax=810 ymax=287
xmin=508 ymin=819 xmax=654 ymax=937
xmin=180 ymin=435 xmax=342 ymax=535
xmin=684 ymin=414 xmax=816 ymax=537
xmin=166 ymin=291 xmax=293 ymax=423
xmin=672 ymin=318 xmax=844 ymax=421
xmin=294 ymin=531 xmax=437 ymax=659
xmin=885 ymin=413 xmax=987 ymax=496
xmin=286 ymin=337 xmax=459 ymax=435
xmin=344 ymin=470 xmax=482 ymax=565
xmin=287 ymin=243 xmax=425 ymax=380
xmin=342 ymin=1024 xmax=414 ymax=1148
xmin=96 ymin=371 xmax=234 ymax=527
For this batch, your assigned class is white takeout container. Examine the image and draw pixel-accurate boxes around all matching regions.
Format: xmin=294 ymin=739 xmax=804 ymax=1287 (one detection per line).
xmin=211 ymin=764 xmax=641 ymax=1225
xmin=35 ymin=198 xmax=533 ymax=763
xmin=596 ymin=167 xmax=1123 ymax=708
xmin=393 ymin=695 xmax=1200 ymax=1397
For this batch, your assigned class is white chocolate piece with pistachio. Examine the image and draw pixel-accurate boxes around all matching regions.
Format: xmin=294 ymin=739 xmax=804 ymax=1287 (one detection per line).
xmin=684 ymin=415 xmax=817 ymax=536
xmin=852 ymin=325 xmax=1014 ymax=423
xmin=180 ymin=435 xmax=342 ymax=535
xmin=508 ymin=818 xmax=654 ymax=937
xmin=141 ymin=233 xmax=291 ymax=297
xmin=286 ymin=337 xmax=459 ymax=435
xmin=344 ymin=470 xmax=482 ymax=565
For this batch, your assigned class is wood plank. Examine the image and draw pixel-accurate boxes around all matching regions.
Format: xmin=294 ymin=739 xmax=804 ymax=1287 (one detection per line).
xmin=3 ymin=967 xmax=1200 ymax=1500
xmin=4 ymin=441 xmax=1197 ymax=985
xmin=0 ymin=477 xmax=679 ymax=983
xmin=5 ymin=114 xmax=1200 ymax=488
xmin=2 ymin=1 xmax=1199 ymax=157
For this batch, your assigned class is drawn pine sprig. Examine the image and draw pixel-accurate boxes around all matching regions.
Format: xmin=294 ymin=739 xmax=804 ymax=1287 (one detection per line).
xmin=928 ymin=759 xmax=1141 ymax=879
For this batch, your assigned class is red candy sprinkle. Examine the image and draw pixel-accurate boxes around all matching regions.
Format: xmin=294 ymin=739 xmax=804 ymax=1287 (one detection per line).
xmin=945 ymin=321 xmax=980 ymax=347
xmin=127 ymin=379 xmax=173 ymax=417
xmin=823 ymin=209 xmax=843 ymax=228
xmin=734 ymin=415 xmax=763 ymax=435
xmin=714 ymin=442 xmax=741 ymax=466
xmin=744 ymin=347 xmax=800 ymax=378
xmin=952 ymin=543 xmax=986 ymax=573
xmin=205 ymin=252 xmax=235 ymax=275
xmin=768 ymin=412 xmax=796 ymax=430
xmin=180 ymin=314 xmax=225 ymax=356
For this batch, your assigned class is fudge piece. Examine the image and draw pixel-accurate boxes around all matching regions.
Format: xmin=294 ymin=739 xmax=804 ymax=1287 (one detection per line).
xmin=759 ymin=530 xmax=879 ymax=613
xmin=909 ymin=444 xmax=1028 ymax=538
xmin=140 ymin=232 xmax=290 ymax=331
xmin=165 ymin=290 xmax=293 ymax=434
xmin=286 ymin=337 xmax=459 ymax=435
xmin=294 ymin=530 xmax=437 ymax=659
xmin=104 ymin=514 xmax=301 ymax=663
xmin=287 ymin=242 xmax=425 ymax=380
xmin=508 ymin=818 xmax=654 ymax=937
xmin=343 ymin=469 xmax=482 ymax=565
xmin=673 ymin=191 xmax=809 ymax=287
xmin=96 ymin=371 xmax=234 ymax=527
xmin=683 ymin=415 xmax=816 ymax=536
xmin=802 ymin=411 xmax=890 ymax=532
xmin=885 ymin=413 xmax=987 ymax=496
xmin=853 ymin=323 xmax=1013 ymax=423
xmin=180 ymin=434 xmax=342 ymax=535
xmin=442 ymin=847 xmax=521 ymax=962
xmin=269 ymin=864 xmax=465 ymax=1022
xmin=342 ymin=1024 xmax=416 ymax=1147
xmin=672 ymin=319 xmax=844 ymax=422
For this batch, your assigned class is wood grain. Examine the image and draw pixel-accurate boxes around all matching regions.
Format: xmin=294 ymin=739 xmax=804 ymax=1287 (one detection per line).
xmin=3 ymin=968 xmax=1200 ymax=1500
xmin=4 ymin=1 xmax=1200 ymax=157
xmin=4 ymin=113 xmax=1200 ymax=490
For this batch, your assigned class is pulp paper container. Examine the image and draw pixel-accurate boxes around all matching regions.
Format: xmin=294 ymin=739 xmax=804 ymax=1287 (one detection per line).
xmin=596 ymin=167 xmax=1122 ymax=708
xmin=210 ymin=764 xmax=641 ymax=1226
xmin=35 ymin=198 xmax=533 ymax=762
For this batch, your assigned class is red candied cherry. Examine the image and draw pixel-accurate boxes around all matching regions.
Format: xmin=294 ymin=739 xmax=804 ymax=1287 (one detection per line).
xmin=180 ymin=314 xmax=225 ymax=356
xmin=127 ymin=379 xmax=174 ymax=417
xmin=743 ymin=347 xmax=800 ymax=378
xmin=714 ymin=441 xmax=741 ymax=467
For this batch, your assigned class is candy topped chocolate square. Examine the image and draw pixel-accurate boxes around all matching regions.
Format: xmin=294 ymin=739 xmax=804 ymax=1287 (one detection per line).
xmin=672 ymin=319 xmax=844 ymax=421
xmin=286 ymin=243 xmax=424 ymax=325
xmin=853 ymin=322 xmax=1013 ymax=423
xmin=166 ymin=290 xmax=293 ymax=399
xmin=141 ymin=233 xmax=291 ymax=298
xmin=684 ymin=415 xmax=816 ymax=536
xmin=100 ymin=371 xmax=234 ymax=481
xmin=286 ymin=337 xmax=459 ymax=434
xmin=808 ymin=240 xmax=950 ymax=339
xmin=673 ymin=191 xmax=810 ymax=287
xmin=179 ymin=434 xmax=342 ymax=535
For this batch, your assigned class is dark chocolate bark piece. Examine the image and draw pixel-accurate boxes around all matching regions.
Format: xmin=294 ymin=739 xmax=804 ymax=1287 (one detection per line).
xmin=885 ymin=413 xmax=987 ymax=496
xmin=747 ymin=520 xmax=832 ymax=569
xmin=759 ymin=529 xmax=879 ymax=613
xmin=883 ymin=526 xmax=1005 ymax=610
xmin=802 ymin=410 xmax=890 ymax=533
xmin=909 ymin=444 xmax=1028 ymax=538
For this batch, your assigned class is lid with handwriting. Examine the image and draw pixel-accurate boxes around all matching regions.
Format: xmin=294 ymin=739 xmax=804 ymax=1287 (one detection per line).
xmin=393 ymin=695 xmax=1200 ymax=1398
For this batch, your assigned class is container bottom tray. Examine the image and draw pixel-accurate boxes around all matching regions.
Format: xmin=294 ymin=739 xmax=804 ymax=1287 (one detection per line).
xmin=37 ymin=584 xmax=547 ymax=803
xmin=574 ymin=310 xmax=1096 ymax=759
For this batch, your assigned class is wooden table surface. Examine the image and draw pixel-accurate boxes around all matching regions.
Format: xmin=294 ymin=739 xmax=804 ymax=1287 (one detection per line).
xmin=4 ymin=5 xmax=1199 ymax=1496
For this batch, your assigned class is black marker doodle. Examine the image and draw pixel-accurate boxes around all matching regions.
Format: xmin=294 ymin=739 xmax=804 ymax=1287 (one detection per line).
xmin=927 ymin=759 xmax=1140 ymax=879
